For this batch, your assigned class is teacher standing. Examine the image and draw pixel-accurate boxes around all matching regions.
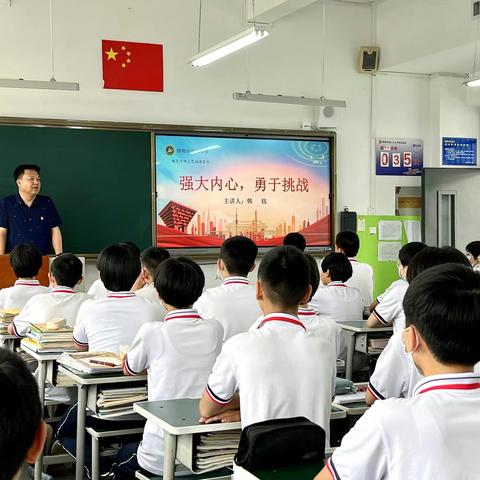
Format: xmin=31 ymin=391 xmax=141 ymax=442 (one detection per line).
xmin=0 ymin=164 xmax=63 ymax=255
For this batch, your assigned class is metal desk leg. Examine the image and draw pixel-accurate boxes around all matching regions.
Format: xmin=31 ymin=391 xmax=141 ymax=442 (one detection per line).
xmin=34 ymin=361 xmax=47 ymax=480
xmin=345 ymin=331 xmax=356 ymax=380
xmin=91 ymin=435 xmax=100 ymax=480
xmin=75 ymin=385 xmax=87 ymax=480
xmin=163 ymin=431 xmax=178 ymax=480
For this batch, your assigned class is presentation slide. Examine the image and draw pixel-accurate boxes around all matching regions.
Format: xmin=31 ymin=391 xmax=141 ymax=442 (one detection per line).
xmin=155 ymin=134 xmax=332 ymax=249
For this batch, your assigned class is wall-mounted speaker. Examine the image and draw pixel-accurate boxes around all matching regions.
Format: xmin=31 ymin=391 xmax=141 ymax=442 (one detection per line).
xmin=358 ymin=46 xmax=380 ymax=73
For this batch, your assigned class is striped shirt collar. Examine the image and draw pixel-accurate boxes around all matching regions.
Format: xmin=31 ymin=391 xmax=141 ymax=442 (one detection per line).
xmin=105 ymin=291 xmax=136 ymax=299
xmin=222 ymin=276 xmax=250 ymax=286
xmin=14 ymin=279 xmax=41 ymax=286
xmin=51 ymin=286 xmax=75 ymax=294
xmin=164 ymin=308 xmax=202 ymax=322
xmin=257 ymin=312 xmax=306 ymax=330
xmin=413 ymin=372 xmax=480 ymax=397
xmin=327 ymin=281 xmax=348 ymax=288
xmin=298 ymin=306 xmax=317 ymax=316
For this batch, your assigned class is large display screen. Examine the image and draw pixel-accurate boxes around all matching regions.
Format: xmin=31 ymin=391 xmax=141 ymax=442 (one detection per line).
xmin=155 ymin=132 xmax=333 ymax=252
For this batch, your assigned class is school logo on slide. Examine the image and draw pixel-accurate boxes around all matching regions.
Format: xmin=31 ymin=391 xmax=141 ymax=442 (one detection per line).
xmin=165 ymin=145 xmax=175 ymax=156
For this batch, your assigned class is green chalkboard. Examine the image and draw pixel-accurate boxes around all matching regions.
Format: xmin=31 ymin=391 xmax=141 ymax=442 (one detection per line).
xmin=0 ymin=125 xmax=152 ymax=254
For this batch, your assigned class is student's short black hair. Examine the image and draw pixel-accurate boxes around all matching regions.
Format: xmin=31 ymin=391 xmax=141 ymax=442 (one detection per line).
xmin=120 ymin=241 xmax=141 ymax=257
xmin=404 ymin=264 xmax=480 ymax=366
xmin=258 ymin=246 xmax=310 ymax=308
xmin=398 ymin=241 xmax=428 ymax=268
xmin=140 ymin=247 xmax=170 ymax=276
xmin=335 ymin=231 xmax=359 ymax=258
xmin=220 ymin=236 xmax=258 ymax=276
xmin=304 ymin=254 xmax=320 ymax=301
xmin=0 ymin=348 xmax=42 ymax=480
xmin=9 ymin=244 xmax=42 ymax=278
xmin=14 ymin=164 xmax=40 ymax=181
xmin=321 ymin=252 xmax=353 ymax=282
xmin=98 ymin=244 xmax=141 ymax=292
xmin=466 ymin=241 xmax=480 ymax=260
xmin=283 ymin=232 xmax=306 ymax=251
xmin=155 ymin=257 xmax=204 ymax=308
xmin=50 ymin=253 xmax=83 ymax=288
xmin=406 ymin=246 xmax=470 ymax=283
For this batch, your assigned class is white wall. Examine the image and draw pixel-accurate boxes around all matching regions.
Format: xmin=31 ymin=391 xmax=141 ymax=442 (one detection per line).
xmin=0 ymin=0 xmax=427 ymax=221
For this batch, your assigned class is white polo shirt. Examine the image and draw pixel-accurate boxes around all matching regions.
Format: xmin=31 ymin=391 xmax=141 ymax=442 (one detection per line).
xmin=124 ymin=309 xmax=223 ymax=475
xmin=0 ymin=279 xmax=49 ymax=310
xmin=12 ymin=287 xmax=90 ymax=338
xmin=206 ymin=313 xmax=336 ymax=437
xmin=327 ymin=372 xmax=480 ymax=479
xmin=309 ymin=281 xmax=363 ymax=323
xmin=135 ymin=283 xmax=167 ymax=320
xmin=298 ymin=306 xmax=344 ymax=359
xmin=376 ymin=278 xmax=406 ymax=303
xmin=367 ymin=332 xmax=422 ymax=401
xmin=194 ymin=276 xmax=262 ymax=341
xmin=371 ymin=283 xmax=408 ymax=334
xmin=73 ymin=292 xmax=160 ymax=354
xmin=346 ymin=258 xmax=374 ymax=307
xmin=87 ymin=278 xmax=108 ymax=300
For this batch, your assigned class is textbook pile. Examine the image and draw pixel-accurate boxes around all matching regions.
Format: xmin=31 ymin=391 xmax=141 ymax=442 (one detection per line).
xmin=21 ymin=323 xmax=76 ymax=354
xmin=59 ymin=351 xmax=123 ymax=374
xmin=96 ymin=386 xmax=148 ymax=418
xmin=0 ymin=309 xmax=20 ymax=334
xmin=193 ymin=431 xmax=241 ymax=473
xmin=367 ymin=337 xmax=389 ymax=354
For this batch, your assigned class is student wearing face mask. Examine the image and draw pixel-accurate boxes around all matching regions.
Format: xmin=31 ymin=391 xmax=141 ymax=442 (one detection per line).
xmin=365 ymin=246 xmax=471 ymax=405
xmin=466 ymin=241 xmax=480 ymax=273
xmin=367 ymin=242 xmax=427 ymax=333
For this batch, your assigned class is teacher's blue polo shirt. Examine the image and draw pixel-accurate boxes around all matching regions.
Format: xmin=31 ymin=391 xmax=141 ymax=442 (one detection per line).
xmin=0 ymin=194 xmax=62 ymax=255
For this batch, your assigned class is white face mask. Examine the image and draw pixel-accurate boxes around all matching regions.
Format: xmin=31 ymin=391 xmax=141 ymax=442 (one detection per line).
xmin=402 ymin=327 xmax=423 ymax=375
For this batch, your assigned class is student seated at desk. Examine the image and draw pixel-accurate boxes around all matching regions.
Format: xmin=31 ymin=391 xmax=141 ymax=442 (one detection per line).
xmin=309 ymin=253 xmax=362 ymax=324
xmin=9 ymin=253 xmax=88 ymax=338
xmin=113 ymin=257 xmax=223 ymax=479
xmin=367 ymin=242 xmax=427 ymax=332
xmin=73 ymin=243 xmax=161 ymax=354
xmin=0 ymin=348 xmax=47 ymax=480
xmin=466 ymin=240 xmax=480 ymax=273
xmin=299 ymin=254 xmax=343 ymax=358
xmin=0 ymin=243 xmax=49 ymax=310
xmin=335 ymin=231 xmax=374 ymax=308
xmin=366 ymin=246 xmax=470 ymax=405
xmin=135 ymin=246 xmax=170 ymax=308
xmin=315 ymin=263 xmax=480 ymax=480
xmin=199 ymin=246 xmax=336 ymax=440
xmin=194 ymin=236 xmax=262 ymax=341
xmin=283 ymin=231 xmax=306 ymax=251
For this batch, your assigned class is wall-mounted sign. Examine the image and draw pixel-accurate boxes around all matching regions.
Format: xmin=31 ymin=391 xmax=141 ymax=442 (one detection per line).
xmin=376 ymin=138 xmax=423 ymax=176
xmin=442 ymin=137 xmax=477 ymax=166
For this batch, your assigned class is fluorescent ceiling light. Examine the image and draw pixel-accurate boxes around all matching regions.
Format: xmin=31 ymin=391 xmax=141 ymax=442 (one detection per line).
xmin=463 ymin=76 xmax=480 ymax=87
xmin=0 ymin=78 xmax=79 ymax=91
xmin=233 ymin=91 xmax=347 ymax=108
xmin=191 ymin=25 xmax=269 ymax=67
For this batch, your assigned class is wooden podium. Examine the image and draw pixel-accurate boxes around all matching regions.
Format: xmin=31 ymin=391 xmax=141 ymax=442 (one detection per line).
xmin=0 ymin=255 xmax=50 ymax=289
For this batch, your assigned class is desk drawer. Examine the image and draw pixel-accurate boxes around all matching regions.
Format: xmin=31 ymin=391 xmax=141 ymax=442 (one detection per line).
xmin=354 ymin=332 xmax=392 ymax=354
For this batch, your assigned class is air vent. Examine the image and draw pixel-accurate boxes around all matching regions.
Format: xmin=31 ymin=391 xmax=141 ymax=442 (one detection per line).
xmin=474 ymin=0 xmax=480 ymax=18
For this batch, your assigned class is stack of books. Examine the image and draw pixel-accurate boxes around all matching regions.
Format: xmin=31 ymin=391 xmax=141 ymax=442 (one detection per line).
xmin=194 ymin=431 xmax=241 ymax=473
xmin=21 ymin=323 xmax=76 ymax=354
xmin=59 ymin=351 xmax=123 ymax=375
xmin=96 ymin=386 xmax=148 ymax=418
xmin=0 ymin=309 xmax=20 ymax=334
xmin=367 ymin=337 xmax=389 ymax=354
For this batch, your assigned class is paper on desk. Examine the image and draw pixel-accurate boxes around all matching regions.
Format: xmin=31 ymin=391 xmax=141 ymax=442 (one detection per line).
xmin=403 ymin=220 xmax=421 ymax=242
xmin=378 ymin=221 xmax=402 ymax=241
xmin=378 ymin=242 xmax=402 ymax=261
xmin=334 ymin=391 xmax=366 ymax=404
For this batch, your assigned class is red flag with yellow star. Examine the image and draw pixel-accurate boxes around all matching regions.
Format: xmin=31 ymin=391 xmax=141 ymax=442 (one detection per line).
xmin=102 ymin=39 xmax=163 ymax=92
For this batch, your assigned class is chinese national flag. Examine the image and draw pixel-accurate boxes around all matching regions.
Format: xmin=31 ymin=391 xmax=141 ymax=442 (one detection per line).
xmin=102 ymin=39 xmax=163 ymax=92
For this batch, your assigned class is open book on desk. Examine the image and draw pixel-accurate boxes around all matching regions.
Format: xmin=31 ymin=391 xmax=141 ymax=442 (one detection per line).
xmin=59 ymin=351 xmax=123 ymax=375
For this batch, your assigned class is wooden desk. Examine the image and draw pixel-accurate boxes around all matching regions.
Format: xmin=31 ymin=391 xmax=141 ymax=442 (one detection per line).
xmin=338 ymin=321 xmax=393 ymax=380
xmin=0 ymin=254 xmax=49 ymax=288
xmin=58 ymin=365 xmax=147 ymax=480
